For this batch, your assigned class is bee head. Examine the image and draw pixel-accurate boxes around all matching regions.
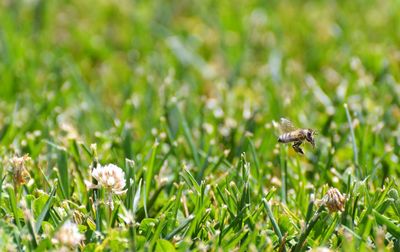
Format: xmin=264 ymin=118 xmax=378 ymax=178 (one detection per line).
xmin=305 ymin=129 xmax=316 ymax=148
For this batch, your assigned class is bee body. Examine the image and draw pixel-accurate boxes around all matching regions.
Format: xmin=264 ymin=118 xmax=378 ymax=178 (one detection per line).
xmin=276 ymin=118 xmax=317 ymax=154
xmin=278 ymin=130 xmax=306 ymax=143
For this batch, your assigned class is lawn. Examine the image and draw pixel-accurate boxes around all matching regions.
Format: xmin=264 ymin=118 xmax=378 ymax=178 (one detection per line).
xmin=0 ymin=0 xmax=400 ymax=251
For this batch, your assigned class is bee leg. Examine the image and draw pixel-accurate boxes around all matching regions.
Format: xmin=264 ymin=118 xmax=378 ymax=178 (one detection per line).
xmin=292 ymin=141 xmax=304 ymax=154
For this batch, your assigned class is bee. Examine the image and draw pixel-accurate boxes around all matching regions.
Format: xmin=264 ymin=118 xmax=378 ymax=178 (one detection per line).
xmin=277 ymin=118 xmax=317 ymax=154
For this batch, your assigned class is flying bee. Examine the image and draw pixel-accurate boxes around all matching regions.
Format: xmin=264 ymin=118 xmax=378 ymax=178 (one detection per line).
xmin=277 ymin=118 xmax=317 ymax=154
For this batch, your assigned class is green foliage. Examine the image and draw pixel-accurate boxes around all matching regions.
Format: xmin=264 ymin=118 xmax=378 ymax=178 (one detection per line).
xmin=0 ymin=0 xmax=400 ymax=251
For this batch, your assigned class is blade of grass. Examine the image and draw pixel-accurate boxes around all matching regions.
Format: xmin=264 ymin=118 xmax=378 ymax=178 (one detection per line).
xmin=43 ymin=140 xmax=69 ymax=198
xmin=247 ymin=137 xmax=260 ymax=179
xmin=344 ymin=103 xmax=360 ymax=177
xmin=262 ymin=198 xmax=284 ymax=250
xmin=164 ymin=215 xmax=195 ymax=240
xmin=0 ymin=175 xmax=4 ymax=206
xmin=26 ymin=213 xmax=38 ymax=249
xmin=373 ymin=209 xmax=400 ymax=239
xmin=280 ymin=145 xmax=287 ymax=204
xmin=181 ymin=167 xmax=200 ymax=194
xmin=174 ymin=104 xmax=201 ymax=169
xmin=293 ymin=206 xmax=324 ymax=252
xmin=34 ymin=186 xmax=57 ymax=233
xmin=7 ymin=186 xmax=22 ymax=230
xmin=133 ymin=179 xmax=142 ymax=215
xmin=145 ymin=141 xmax=158 ymax=201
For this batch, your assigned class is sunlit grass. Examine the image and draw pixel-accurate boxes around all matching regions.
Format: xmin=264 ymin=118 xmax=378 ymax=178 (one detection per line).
xmin=0 ymin=0 xmax=400 ymax=251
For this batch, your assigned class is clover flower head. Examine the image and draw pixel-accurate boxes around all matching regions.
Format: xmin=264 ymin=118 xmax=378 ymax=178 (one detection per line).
xmin=91 ymin=163 xmax=126 ymax=195
xmin=54 ymin=221 xmax=84 ymax=248
xmin=323 ymin=187 xmax=346 ymax=213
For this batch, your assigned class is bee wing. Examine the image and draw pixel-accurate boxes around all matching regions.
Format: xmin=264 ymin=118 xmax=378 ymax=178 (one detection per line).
xmin=279 ymin=118 xmax=297 ymax=133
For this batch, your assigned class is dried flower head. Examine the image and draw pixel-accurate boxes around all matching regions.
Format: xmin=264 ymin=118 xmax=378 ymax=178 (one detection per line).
xmin=9 ymin=154 xmax=31 ymax=187
xmin=54 ymin=221 xmax=84 ymax=248
xmin=323 ymin=187 xmax=346 ymax=212
xmin=90 ymin=163 xmax=126 ymax=195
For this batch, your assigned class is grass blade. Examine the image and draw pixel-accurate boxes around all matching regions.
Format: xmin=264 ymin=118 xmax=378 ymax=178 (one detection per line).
xmin=35 ymin=186 xmax=57 ymax=233
xmin=174 ymin=104 xmax=201 ymax=169
xmin=145 ymin=141 xmax=158 ymax=201
xmin=293 ymin=206 xmax=324 ymax=252
xmin=373 ymin=210 xmax=400 ymax=239
xmin=344 ymin=103 xmax=360 ymax=177
xmin=7 ymin=186 xmax=22 ymax=230
xmin=262 ymin=198 xmax=284 ymax=249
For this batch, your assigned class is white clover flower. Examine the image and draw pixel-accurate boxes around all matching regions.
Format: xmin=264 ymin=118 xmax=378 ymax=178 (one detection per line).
xmin=213 ymin=107 xmax=224 ymax=118
xmin=311 ymin=248 xmax=333 ymax=252
xmin=54 ymin=221 xmax=84 ymax=248
xmin=90 ymin=164 xmax=127 ymax=195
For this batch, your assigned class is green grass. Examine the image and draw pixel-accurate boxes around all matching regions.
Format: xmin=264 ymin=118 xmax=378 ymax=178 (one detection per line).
xmin=1 ymin=0 xmax=400 ymax=251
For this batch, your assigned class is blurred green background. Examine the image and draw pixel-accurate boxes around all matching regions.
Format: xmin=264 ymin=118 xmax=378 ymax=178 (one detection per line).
xmin=2 ymin=0 xmax=400 ymax=178
xmin=1 ymin=0 xmax=400 ymax=176
xmin=2 ymin=0 xmax=400 ymax=165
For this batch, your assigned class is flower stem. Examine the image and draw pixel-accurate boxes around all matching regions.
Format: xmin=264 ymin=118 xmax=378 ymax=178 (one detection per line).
xmin=293 ymin=206 xmax=324 ymax=252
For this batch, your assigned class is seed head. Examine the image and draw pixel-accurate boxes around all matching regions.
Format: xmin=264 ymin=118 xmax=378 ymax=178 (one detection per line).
xmin=323 ymin=187 xmax=346 ymax=213
xmin=9 ymin=154 xmax=31 ymax=187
